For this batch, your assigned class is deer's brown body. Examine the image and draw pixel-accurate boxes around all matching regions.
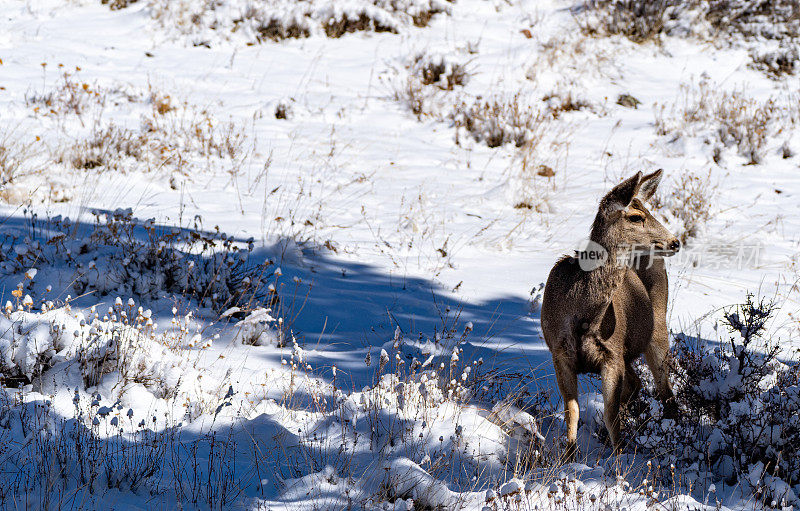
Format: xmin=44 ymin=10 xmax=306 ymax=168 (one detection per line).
xmin=541 ymin=170 xmax=678 ymax=456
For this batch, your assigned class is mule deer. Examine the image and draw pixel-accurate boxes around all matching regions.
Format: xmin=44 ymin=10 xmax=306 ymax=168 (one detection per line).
xmin=541 ymin=169 xmax=679 ymax=457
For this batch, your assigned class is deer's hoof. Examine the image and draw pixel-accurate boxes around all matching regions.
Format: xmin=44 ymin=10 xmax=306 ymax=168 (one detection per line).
xmin=560 ymin=440 xmax=577 ymax=464
xmin=662 ymin=397 xmax=678 ymax=420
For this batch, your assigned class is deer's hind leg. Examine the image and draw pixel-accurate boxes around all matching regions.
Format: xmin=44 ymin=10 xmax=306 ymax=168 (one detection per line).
xmin=552 ymin=353 xmax=579 ymax=460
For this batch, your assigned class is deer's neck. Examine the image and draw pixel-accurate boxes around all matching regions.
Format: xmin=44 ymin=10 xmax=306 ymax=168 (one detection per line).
xmin=586 ymin=231 xmax=628 ymax=308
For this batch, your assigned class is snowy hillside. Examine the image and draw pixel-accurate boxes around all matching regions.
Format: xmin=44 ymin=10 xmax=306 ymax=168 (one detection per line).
xmin=0 ymin=0 xmax=799 ymax=509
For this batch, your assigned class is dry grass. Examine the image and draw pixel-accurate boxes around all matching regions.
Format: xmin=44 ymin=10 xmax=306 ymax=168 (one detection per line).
xmin=323 ymin=11 xmax=397 ymax=38
xmin=0 ymin=130 xmax=35 ymax=189
xmin=393 ymin=51 xmax=470 ymax=121
xmin=101 ymin=0 xmax=139 ymax=9
xmin=393 ymin=75 xmax=428 ymax=120
xmin=1 ymin=72 xmax=250 ymax=204
xmin=30 ymin=73 xmax=247 ymax=175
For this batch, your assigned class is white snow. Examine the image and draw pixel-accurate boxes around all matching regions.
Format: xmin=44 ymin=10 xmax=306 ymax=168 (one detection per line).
xmin=0 ymin=0 xmax=799 ymax=509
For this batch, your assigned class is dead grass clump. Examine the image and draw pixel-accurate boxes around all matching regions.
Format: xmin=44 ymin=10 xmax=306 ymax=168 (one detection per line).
xmin=253 ymin=17 xmax=312 ymax=42
xmin=579 ymin=0 xmax=800 ymax=76
xmin=393 ymin=51 xmax=469 ymax=119
xmin=542 ymin=90 xmax=592 ymax=118
xmin=0 ymin=131 xmax=35 ymax=186
xmin=704 ymin=1 xmax=800 ymax=77
xmin=56 ymin=108 xmax=246 ymax=175
xmin=577 ymin=0 xmax=682 ymax=43
xmin=101 ymin=0 xmax=139 ymax=10
xmin=274 ymin=99 xmax=294 ymax=120
xmin=25 ymin=73 xmax=135 ymax=118
xmin=150 ymin=91 xmax=175 ymax=115
xmin=323 ymin=11 xmax=397 ymax=38
xmin=27 ymin=74 xmax=248 ymax=177
xmin=453 ymin=95 xmax=549 ymax=148
xmin=62 ymin=125 xmax=145 ymax=172
xmin=393 ymin=76 xmax=428 ymax=120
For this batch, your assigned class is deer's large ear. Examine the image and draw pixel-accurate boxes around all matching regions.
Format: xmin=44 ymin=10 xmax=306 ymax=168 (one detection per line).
xmin=604 ymin=171 xmax=642 ymax=211
xmin=637 ymin=168 xmax=663 ymax=201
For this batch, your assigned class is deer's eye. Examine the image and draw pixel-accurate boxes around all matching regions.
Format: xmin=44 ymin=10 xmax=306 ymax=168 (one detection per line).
xmin=628 ymin=214 xmax=645 ymax=223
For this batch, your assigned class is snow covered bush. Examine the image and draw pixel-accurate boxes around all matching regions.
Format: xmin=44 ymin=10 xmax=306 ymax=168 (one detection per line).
xmin=393 ymin=51 xmax=469 ymax=120
xmin=0 ymin=298 xmax=211 ymax=392
xmin=654 ymin=79 xmax=795 ymax=165
xmin=453 ymin=94 xmax=549 ymax=148
xmin=750 ymin=45 xmax=799 ymax=78
xmin=578 ymin=0 xmax=683 ymax=43
xmin=0 ymin=209 xmax=277 ymax=313
xmin=116 ymin=0 xmax=454 ymax=46
xmin=704 ymin=0 xmax=800 ymax=42
xmin=580 ymin=0 xmax=800 ymax=76
xmin=625 ymin=296 xmax=800 ymax=507
xmin=229 ymin=306 xmax=284 ymax=346
xmin=0 ymin=308 xmax=559 ymax=510
xmin=410 ymin=51 xmax=469 ymax=91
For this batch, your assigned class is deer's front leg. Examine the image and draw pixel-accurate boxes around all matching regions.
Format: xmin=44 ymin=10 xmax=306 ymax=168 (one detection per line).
xmin=644 ymin=338 xmax=677 ymax=418
xmin=601 ymin=360 xmax=624 ymax=451
xmin=552 ymin=353 xmax=578 ymax=461
xmin=621 ymin=363 xmax=642 ymax=405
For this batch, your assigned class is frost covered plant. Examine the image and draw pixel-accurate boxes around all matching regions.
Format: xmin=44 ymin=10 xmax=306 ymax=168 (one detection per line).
xmin=626 ymin=296 xmax=800 ymax=507
xmin=654 ymin=80 xmax=792 ymax=165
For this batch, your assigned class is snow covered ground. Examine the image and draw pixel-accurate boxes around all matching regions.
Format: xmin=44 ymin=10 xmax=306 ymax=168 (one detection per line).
xmin=1 ymin=0 xmax=799 ymax=509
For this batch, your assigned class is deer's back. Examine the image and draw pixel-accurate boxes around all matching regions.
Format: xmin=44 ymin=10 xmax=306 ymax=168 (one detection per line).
xmin=541 ymin=256 xmax=655 ymax=373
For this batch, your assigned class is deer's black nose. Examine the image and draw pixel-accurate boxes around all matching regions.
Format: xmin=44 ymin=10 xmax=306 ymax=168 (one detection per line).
xmin=668 ymin=239 xmax=681 ymax=253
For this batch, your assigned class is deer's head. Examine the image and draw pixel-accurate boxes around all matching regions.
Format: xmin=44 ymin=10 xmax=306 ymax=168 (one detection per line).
xmin=591 ymin=170 xmax=680 ymax=260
